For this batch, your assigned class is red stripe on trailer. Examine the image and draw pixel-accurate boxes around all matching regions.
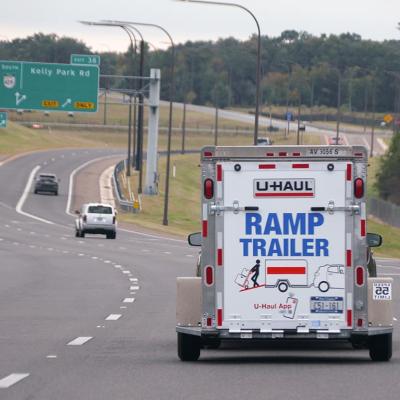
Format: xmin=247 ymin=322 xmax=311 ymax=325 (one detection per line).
xmin=216 ymin=164 xmax=222 ymax=182
xmin=267 ymin=266 xmax=306 ymax=275
xmin=258 ymin=164 xmax=276 ymax=169
xmin=207 ymin=317 xmax=212 ymax=327
xmin=266 ymin=152 xmax=274 ymax=157
xmin=279 ymin=152 xmax=287 ymax=157
xmin=217 ymin=308 xmax=223 ymax=327
xmin=346 ymin=250 xmax=352 ymax=267
xmin=255 ymin=192 xmax=314 ymax=197
xmin=346 ymin=164 xmax=352 ymax=181
xmin=347 ymin=310 xmax=353 ymax=327
xmin=354 ymin=152 xmax=364 ymax=157
xmin=360 ymin=220 xmax=366 ymax=237
xmin=202 ymin=220 xmax=208 ymax=238
xmin=292 ymin=152 xmax=301 ymax=156
xmin=217 ymin=249 xmax=223 ymax=266
xmin=292 ymin=163 xmax=309 ymax=169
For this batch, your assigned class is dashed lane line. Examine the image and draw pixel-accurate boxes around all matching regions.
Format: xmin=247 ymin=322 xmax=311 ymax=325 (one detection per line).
xmin=67 ymin=336 xmax=93 ymax=346
xmin=123 ymin=298 xmax=135 ymax=303
xmin=105 ymin=314 xmax=122 ymax=321
xmin=0 ymin=373 xmax=30 ymax=389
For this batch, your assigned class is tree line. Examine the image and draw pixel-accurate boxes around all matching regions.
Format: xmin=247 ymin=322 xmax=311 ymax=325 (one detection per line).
xmin=1 ymin=31 xmax=400 ymax=114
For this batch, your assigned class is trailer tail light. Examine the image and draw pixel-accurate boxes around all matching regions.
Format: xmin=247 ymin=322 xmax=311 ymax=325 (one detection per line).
xmin=204 ymin=179 xmax=214 ymax=199
xmin=356 ymin=266 xmax=365 ymax=286
xmin=354 ymin=178 xmax=364 ymax=198
xmin=278 ymin=152 xmax=287 ymax=157
xmin=83 ymin=215 xmax=87 ymax=223
xmin=357 ymin=318 xmax=364 ymax=327
xmin=203 ymin=151 xmax=213 ymax=157
xmin=206 ymin=317 xmax=212 ymax=327
xmin=266 ymin=152 xmax=274 ymax=157
xmin=205 ymin=265 xmax=214 ymax=286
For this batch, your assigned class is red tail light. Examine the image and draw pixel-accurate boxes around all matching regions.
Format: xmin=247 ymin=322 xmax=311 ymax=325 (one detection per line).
xmin=204 ymin=178 xmax=214 ymax=199
xmin=356 ymin=266 xmax=364 ymax=286
xmin=83 ymin=215 xmax=87 ymax=223
xmin=205 ymin=265 xmax=214 ymax=286
xmin=354 ymin=178 xmax=364 ymax=198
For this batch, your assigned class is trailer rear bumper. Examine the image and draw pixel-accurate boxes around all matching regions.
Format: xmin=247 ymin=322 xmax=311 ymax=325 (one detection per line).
xmin=176 ymin=326 xmax=393 ymax=340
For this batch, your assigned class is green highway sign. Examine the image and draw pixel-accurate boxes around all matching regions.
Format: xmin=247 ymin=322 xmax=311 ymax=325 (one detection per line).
xmin=0 ymin=60 xmax=99 ymax=112
xmin=0 ymin=111 xmax=7 ymax=128
xmin=70 ymin=54 xmax=101 ymax=66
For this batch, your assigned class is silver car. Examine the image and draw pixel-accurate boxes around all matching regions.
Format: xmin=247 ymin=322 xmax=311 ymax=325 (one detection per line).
xmin=75 ymin=203 xmax=117 ymax=239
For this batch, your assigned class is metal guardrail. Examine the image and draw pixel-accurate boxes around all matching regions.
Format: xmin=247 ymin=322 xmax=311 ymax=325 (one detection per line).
xmin=368 ymin=197 xmax=400 ymax=228
xmin=112 ymin=159 xmax=139 ymax=213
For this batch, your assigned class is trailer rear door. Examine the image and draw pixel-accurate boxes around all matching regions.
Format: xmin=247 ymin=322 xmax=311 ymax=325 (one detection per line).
xmin=219 ymin=160 xmax=353 ymax=332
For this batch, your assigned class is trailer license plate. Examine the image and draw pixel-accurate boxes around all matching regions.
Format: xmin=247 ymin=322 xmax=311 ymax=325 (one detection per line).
xmin=310 ymin=297 xmax=343 ymax=314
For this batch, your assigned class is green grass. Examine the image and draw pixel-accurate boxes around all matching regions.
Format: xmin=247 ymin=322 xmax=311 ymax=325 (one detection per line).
xmin=367 ymin=219 xmax=400 ymax=259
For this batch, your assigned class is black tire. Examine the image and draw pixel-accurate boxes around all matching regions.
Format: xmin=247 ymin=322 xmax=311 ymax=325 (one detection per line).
xmin=278 ymin=281 xmax=289 ymax=293
xmin=75 ymin=230 xmax=79 ymax=238
xmin=369 ymin=333 xmax=392 ymax=361
xmin=34 ymin=189 xmax=38 ymax=194
xmin=80 ymin=230 xmax=85 ymax=238
xmin=106 ymin=232 xmax=116 ymax=239
xmin=177 ymin=333 xmax=201 ymax=361
xmin=318 ymin=281 xmax=330 ymax=293
xmin=54 ymin=191 xmax=58 ymax=196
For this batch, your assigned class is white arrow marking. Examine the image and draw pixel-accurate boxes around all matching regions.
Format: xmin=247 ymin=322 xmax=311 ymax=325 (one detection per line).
xmin=15 ymin=92 xmax=27 ymax=106
xmin=62 ymin=98 xmax=72 ymax=108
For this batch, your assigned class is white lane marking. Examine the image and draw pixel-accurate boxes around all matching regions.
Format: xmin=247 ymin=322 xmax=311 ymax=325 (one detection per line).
xmin=164 ymin=251 xmax=171 ymax=255
xmin=105 ymin=314 xmax=121 ymax=321
xmin=16 ymin=165 xmax=54 ymax=225
xmin=46 ymin=355 xmax=57 ymax=359
xmin=393 ymin=317 xmax=398 ymax=321
xmin=123 ymin=298 xmax=135 ymax=303
xmin=120 ymin=306 xmax=127 ymax=309
xmin=122 ymin=271 xmax=131 ymax=274
xmin=4 ymin=224 xmax=10 ymax=228
xmin=29 ymin=231 xmax=35 ymax=235
xmin=0 ymin=373 xmax=30 ymax=388
xmin=119 ymin=227 xmax=186 ymax=243
xmin=0 ymin=238 xmax=3 ymax=242
xmin=17 ymin=228 xmax=22 ymax=231
xmin=342 ymin=134 xmax=350 ymax=146
xmin=62 ymin=250 xmax=69 ymax=254
xmin=377 ymin=137 xmax=389 ymax=152
xmin=119 ymin=247 xmax=126 ymax=250
xmin=362 ymin=137 xmax=370 ymax=150
xmin=129 ymin=278 xmax=138 ymax=282
xmin=380 ymin=273 xmax=400 ymax=276
xmin=29 ymin=244 xmax=36 ymax=248
xmin=186 ymin=254 xmax=194 ymax=258
xmin=13 ymin=242 xmax=19 ymax=245
xmin=141 ymin=249 xmax=149 ymax=252
xmin=130 ymin=286 xmax=140 ymax=291
xmin=66 ymin=154 xmax=122 ymax=216
xmin=78 ymin=253 xmax=84 ymax=257
xmin=104 ymin=260 xmax=111 ymax=264
xmin=67 ymin=336 xmax=93 ymax=346
xmin=51 ymin=158 xmax=55 ymax=162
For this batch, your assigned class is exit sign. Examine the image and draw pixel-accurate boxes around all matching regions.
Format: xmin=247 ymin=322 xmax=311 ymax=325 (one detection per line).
xmin=70 ymin=54 xmax=101 ymax=66
xmin=0 ymin=60 xmax=99 ymax=112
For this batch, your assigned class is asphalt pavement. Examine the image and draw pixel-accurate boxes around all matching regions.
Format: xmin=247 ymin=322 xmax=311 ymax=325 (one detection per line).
xmin=0 ymin=148 xmax=399 ymax=400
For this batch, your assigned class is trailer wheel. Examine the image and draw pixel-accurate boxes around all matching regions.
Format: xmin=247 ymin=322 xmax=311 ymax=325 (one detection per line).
xmin=369 ymin=333 xmax=392 ymax=361
xmin=278 ymin=282 xmax=289 ymax=292
xmin=177 ymin=333 xmax=201 ymax=361
xmin=318 ymin=281 xmax=330 ymax=292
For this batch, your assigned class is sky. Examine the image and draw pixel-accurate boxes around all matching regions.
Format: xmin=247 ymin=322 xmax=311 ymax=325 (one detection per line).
xmin=1 ymin=0 xmax=399 ymax=52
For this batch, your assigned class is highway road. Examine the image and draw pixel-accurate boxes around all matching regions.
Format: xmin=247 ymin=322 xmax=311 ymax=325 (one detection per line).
xmin=0 ymin=148 xmax=399 ymax=400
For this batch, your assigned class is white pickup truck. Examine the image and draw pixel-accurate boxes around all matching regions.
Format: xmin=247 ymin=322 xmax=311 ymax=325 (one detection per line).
xmin=176 ymin=145 xmax=393 ymax=361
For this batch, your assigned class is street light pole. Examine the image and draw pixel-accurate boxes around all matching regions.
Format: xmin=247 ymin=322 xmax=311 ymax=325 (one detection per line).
xmin=176 ymin=0 xmax=261 ymax=145
xmin=79 ymin=20 xmax=140 ymax=177
xmin=111 ymin=20 xmax=176 ymax=226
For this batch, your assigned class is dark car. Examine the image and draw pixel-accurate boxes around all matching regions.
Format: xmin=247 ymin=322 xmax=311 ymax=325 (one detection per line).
xmin=256 ymin=137 xmax=273 ymax=145
xmin=34 ymin=173 xmax=59 ymax=195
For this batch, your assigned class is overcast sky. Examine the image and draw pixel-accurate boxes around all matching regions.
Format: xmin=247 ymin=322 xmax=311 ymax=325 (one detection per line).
xmin=1 ymin=0 xmax=399 ymax=52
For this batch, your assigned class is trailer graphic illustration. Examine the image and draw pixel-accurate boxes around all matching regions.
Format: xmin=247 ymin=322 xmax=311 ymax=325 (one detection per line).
xmin=265 ymin=259 xmax=309 ymax=292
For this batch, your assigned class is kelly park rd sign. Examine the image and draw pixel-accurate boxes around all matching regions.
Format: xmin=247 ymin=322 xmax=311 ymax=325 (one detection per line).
xmin=0 ymin=111 xmax=7 ymax=128
xmin=70 ymin=54 xmax=101 ymax=66
xmin=0 ymin=60 xmax=99 ymax=112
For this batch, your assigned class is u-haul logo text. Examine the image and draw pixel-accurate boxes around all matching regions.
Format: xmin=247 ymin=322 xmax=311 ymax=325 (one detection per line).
xmin=254 ymin=179 xmax=315 ymax=198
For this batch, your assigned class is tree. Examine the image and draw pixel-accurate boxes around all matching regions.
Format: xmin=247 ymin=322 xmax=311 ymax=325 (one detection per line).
xmin=376 ymin=134 xmax=400 ymax=204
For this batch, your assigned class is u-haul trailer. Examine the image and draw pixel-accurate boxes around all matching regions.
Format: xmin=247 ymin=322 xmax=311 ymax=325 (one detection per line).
xmin=176 ymin=145 xmax=393 ymax=361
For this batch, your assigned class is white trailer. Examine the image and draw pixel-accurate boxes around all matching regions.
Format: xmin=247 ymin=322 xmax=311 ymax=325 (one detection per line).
xmin=176 ymin=145 xmax=393 ymax=361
